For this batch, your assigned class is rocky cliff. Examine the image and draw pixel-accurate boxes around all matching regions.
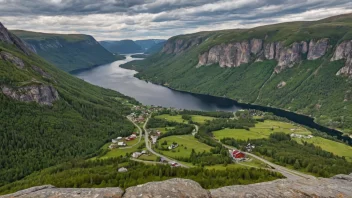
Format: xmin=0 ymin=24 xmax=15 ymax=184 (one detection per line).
xmin=1 ymin=84 xmax=59 ymax=106
xmin=162 ymin=36 xmax=205 ymax=54
xmin=197 ymin=38 xmax=329 ymax=73
xmin=2 ymin=174 xmax=352 ymax=198
xmin=331 ymin=40 xmax=352 ymax=77
xmin=0 ymin=23 xmax=32 ymax=55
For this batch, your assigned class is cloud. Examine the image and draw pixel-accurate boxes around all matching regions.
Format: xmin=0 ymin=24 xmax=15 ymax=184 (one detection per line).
xmin=0 ymin=0 xmax=351 ymax=40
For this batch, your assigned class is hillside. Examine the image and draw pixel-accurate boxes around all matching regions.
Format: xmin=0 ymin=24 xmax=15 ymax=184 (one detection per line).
xmin=144 ymin=41 xmax=166 ymax=54
xmin=0 ymin=22 xmax=137 ymax=187
xmin=100 ymin=40 xmax=143 ymax=54
xmin=121 ymin=13 xmax=352 ymax=134
xmin=11 ymin=30 xmax=118 ymax=72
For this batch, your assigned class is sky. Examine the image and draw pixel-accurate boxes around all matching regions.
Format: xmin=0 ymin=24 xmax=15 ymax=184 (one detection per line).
xmin=0 ymin=0 xmax=351 ymax=41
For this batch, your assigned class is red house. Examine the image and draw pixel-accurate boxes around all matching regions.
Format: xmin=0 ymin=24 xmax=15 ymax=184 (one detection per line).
xmin=232 ymin=150 xmax=245 ymax=159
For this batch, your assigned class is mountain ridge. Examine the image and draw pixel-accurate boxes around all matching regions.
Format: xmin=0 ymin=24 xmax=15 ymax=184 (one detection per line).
xmin=121 ymin=13 xmax=352 ymax=133
xmin=11 ymin=30 xmax=118 ymax=72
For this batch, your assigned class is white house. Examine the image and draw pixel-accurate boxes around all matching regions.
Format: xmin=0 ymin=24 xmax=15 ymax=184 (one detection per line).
xmin=168 ymin=143 xmax=178 ymax=150
xmin=132 ymin=152 xmax=142 ymax=158
xmin=112 ymin=139 xmax=118 ymax=143
xmin=117 ymin=142 xmax=126 ymax=147
xmin=117 ymin=137 xmax=122 ymax=140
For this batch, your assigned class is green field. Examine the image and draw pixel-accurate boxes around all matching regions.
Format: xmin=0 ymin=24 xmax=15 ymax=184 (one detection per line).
xmin=155 ymin=114 xmax=186 ymax=123
xmin=191 ymin=115 xmax=215 ymax=124
xmin=213 ymin=120 xmax=311 ymax=140
xmin=138 ymin=154 xmax=158 ymax=161
xmin=155 ymin=135 xmax=212 ymax=159
xmin=154 ymin=127 xmax=175 ymax=133
xmin=155 ymin=114 xmax=215 ymax=124
xmin=93 ymin=138 xmax=145 ymax=160
xmin=294 ymin=137 xmax=352 ymax=162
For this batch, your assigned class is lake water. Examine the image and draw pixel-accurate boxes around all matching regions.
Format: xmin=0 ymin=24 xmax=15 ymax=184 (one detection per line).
xmin=74 ymin=55 xmax=351 ymax=144
xmin=74 ymin=55 xmax=242 ymax=112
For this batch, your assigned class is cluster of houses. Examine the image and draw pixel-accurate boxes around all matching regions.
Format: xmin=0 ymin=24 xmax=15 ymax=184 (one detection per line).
xmin=290 ymin=133 xmax=314 ymax=139
xmin=132 ymin=150 xmax=148 ymax=158
xmin=109 ymin=133 xmax=138 ymax=149
xmin=149 ymin=129 xmax=162 ymax=144
xmin=245 ymin=143 xmax=255 ymax=152
xmin=229 ymin=149 xmax=246 ymax=161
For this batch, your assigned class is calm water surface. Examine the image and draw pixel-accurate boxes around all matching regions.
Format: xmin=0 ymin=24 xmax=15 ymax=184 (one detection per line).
xmin=74 ymin=55 xmax=242 ymax=112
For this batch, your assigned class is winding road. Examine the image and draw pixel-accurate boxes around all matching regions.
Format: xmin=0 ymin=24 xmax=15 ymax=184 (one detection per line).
xmin=143 ymin=116 xmax=189 ymax=168
xmin=219 ymin=142 xmax=315 ymax=180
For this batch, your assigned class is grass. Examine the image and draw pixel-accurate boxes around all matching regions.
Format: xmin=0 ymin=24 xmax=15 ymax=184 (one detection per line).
xmin=155 ymin=114 xmax=216 ymax=124
xmin=191 ymin=115 xmax=215 ymax=124
xmin=293 ymin=137 xmax=352 ymax=162
xmin=213 ymin=120 xmax=311 ymax=140
xmin=139 ymin=154 xmax=158 ymax=161
xmin=155 ymin=114 xmax=187 ymax=123
xmin=93 ymin=138 xmax=145 ymax=160
xmin=154 ymin=135 xmax=213 ymax=159
xmin=154 ymin=127 xmax=175 ymax=133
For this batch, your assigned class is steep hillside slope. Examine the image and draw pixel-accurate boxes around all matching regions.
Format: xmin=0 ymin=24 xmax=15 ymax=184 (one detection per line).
xmin=11 ymin=30 xmax=118 ymax=72
xmin=121 ymin=13 xmax=352 ymax=133
xmin=100 ymin=40 xmax=143 ymax=54
xmin=0 ymin=22 xmax=137 ymax=187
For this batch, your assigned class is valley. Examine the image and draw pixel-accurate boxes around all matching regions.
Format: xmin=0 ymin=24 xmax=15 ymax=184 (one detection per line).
xmin=1 ymin=10 xmax=352 ymax=198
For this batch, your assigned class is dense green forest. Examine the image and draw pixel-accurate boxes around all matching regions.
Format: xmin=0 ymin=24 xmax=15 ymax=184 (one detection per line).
xmin=0 ymin=158 xmax=283 ymax=195
xmin=221 ymin=133 xmax=352 ymax=177
xmin=121 ymin=14 xmax=352 ymax=133
xmin=12 ymin=30 xmax=118 ymax=72
xmin=0 ymin=38 xmax=137 ymax=186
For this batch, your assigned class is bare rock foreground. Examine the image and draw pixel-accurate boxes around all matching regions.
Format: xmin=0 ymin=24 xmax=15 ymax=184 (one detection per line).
xmin=1 ymin=173 xmax=352 ymax=198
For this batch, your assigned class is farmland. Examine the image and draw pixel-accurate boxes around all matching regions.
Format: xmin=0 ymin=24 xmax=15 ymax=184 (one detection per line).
xmin=213 ymin=120 xmax=311 ymax=140
xmin=154 ymin=135 xmax=212 ymax=159
xmin=155 ymin=114 xmax=216 ymax=124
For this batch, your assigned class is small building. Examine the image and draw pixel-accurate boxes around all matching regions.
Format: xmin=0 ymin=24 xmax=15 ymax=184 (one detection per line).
xmin=168 ymin=143 xmax=178 ymax=150
xmin=117 ymin=137 xmax=122 ymax=140
xmin=160 ymin=157 xmax=168 ymax=163
xmin=118 ymin=167 xmax=128 ymax=173
xmin=141 ymin=150 xmax=147 ymax=154
xmin=132 ymin=152 xmax=142 ymax=158
xmin=151 ymin=135 xmax=158 ymax=144
xmin=109 ymin=144 xmax=118 ymax=149
xmin=231 ymin=150 xmax=245 ymax=159
xmin=117 ymin=142 xmax=126 ymax=147
xmin=112 ymin=139 xmax=118 ymax=143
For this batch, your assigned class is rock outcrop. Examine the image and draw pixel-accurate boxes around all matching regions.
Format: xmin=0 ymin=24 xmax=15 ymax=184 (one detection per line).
xmin=0 ymin=51 xmax=25 ymax=69
xmin=1 ymin=84 xmax=59 ymax=106
xmin=211 ymin=173 xmax=352 ymax=198
xmin=162 ymin=37 xmax=205 ymax=54
xmin=124 ymin=178 xmax=211 ymax=198
xmin=2 ymin=174 xmax=352 ymax=198
xmin=31 ymin=65 xmax=54 ymax=80
xmin=197 ymin=38 xmax=329 ymax=73
xmin=0 ymin=185 xmax=124 ymax=198
xmin=0 ymin=22 xmax=32 ymax=55
xmin=331 ymin=40 xmax=352 ymax=77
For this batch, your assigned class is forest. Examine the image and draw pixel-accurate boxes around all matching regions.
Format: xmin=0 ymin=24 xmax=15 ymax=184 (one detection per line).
xmin=0 ymin=157 xmax=284 ymax=195
xmin=0 ymin=43 xmax=137 ymax=187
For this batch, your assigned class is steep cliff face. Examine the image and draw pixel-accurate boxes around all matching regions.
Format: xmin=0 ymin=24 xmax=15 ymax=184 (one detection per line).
xmin=162 ymin=37 xmax=205 ymax=54
xmin=1 ymin=84 xmax=59 ymax=106
xmin=12 ymin=30 xmax=117 ymax=72
xmin=197 ymin=38 xmax=329 ymax=73
xmin=2 ymin=174 xmax=352 ymax=198
xmin=331 ymin=40 xmax=352 ymax=77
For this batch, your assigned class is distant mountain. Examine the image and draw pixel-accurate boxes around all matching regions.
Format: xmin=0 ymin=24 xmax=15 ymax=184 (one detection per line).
xmin=144 ymin=41 xmax=166 ymax=54
xmin=100 ymin=39 xmax=166 ymax=54
xmin=100 ymin=40 xmax=143 ymax=54
xmin=135 ymin=39 xmax=165 ymax=51
xmin=11 ymin=30 xmax=118 ymax=72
